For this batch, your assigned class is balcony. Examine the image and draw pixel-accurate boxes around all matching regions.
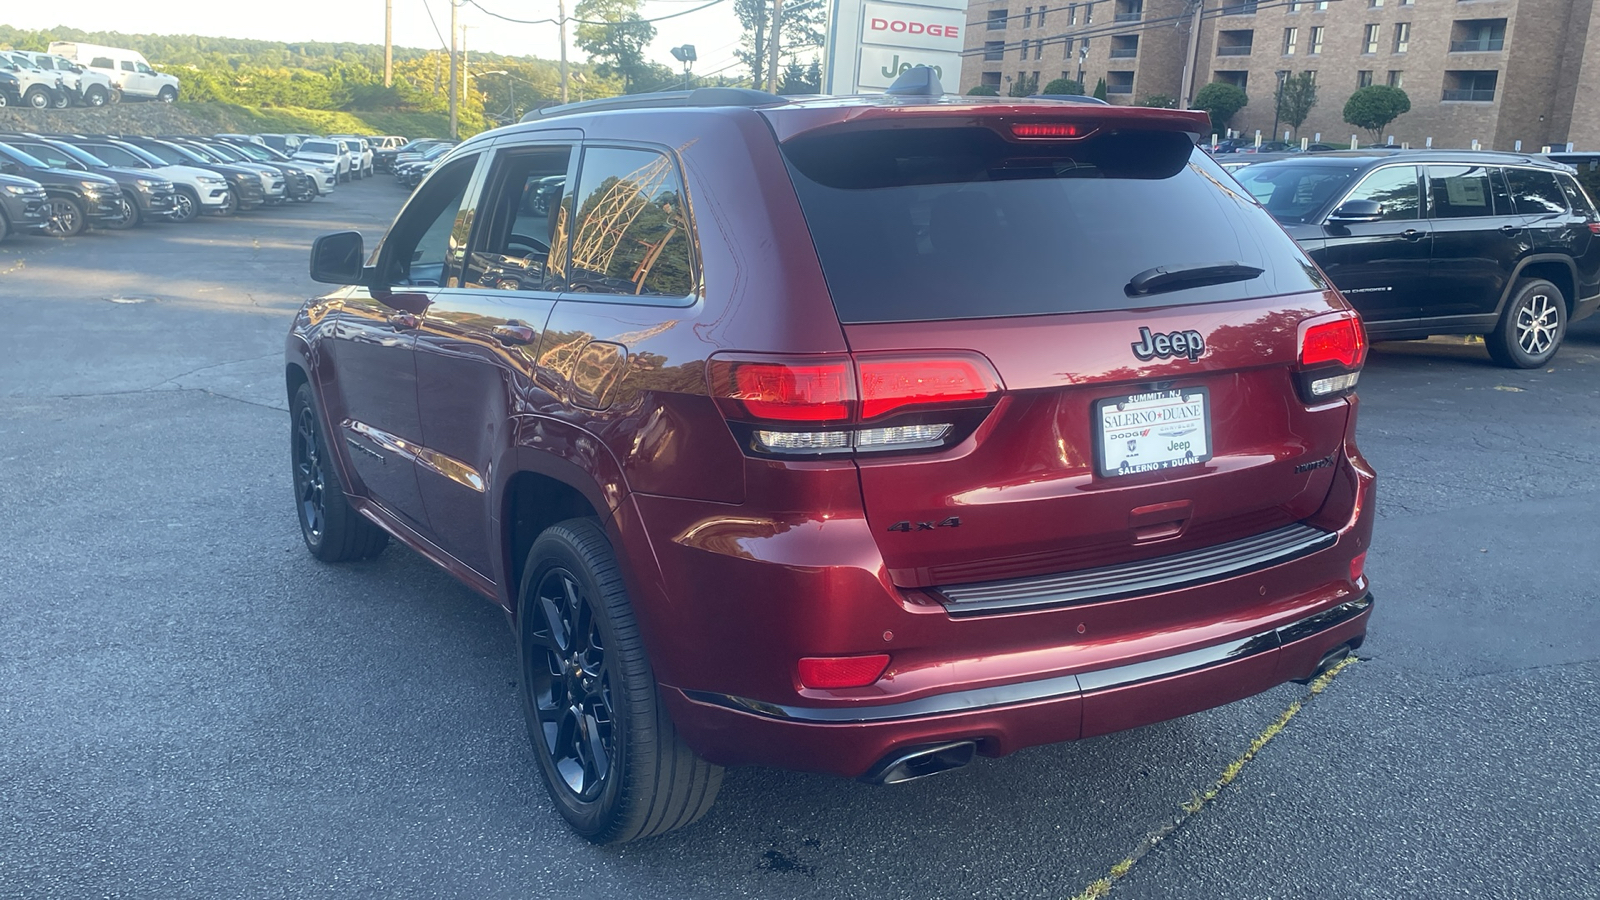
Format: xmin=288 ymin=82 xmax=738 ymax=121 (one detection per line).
xmin=1218 ymin=45 xmax=1253 ymax=55
xmin=1221 ymin=1 xmax=1258 ymax=14
xmin=1109 ymin=48 xmax=1138 ymax=58
xmin=1442 ymin=88 xmax=1496 ymax=101
xmin=1450 ymin=38 xmax=1504 ymax=51
xmin=1106 ymin=83 xmax=1134 ymax=94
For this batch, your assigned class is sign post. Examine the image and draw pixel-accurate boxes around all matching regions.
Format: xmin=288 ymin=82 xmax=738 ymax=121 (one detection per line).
xmin=824 ymin=0 xmax=966 ymax=94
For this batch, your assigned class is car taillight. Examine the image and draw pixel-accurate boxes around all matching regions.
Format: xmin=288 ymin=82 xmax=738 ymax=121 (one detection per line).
xmin=1295 ymin=311 xmax=1366 ymax=402
xmin=798 ymin=654 xmax=890 ymax=689
xmin=708 ymin=351 xmax=1002 ymax=457
xmin=1010 ymin=122 xmax=1089 ymax=139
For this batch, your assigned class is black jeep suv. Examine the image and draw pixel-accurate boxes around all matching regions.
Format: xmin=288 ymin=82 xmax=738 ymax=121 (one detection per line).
xmin=1235 ymin=151 xmax=1600 ymax=367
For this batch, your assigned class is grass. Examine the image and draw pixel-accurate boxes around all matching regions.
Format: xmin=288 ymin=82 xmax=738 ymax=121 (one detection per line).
xmin=174 ymin=101 xmax=465 ymax=139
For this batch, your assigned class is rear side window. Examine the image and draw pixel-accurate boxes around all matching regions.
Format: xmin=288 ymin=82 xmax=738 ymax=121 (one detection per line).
xmin=1558 ymin=174 xmax=1597 ymax=216
xmin=568 ymin=146 xmax=695 ymax=299
xmin=781 ymin=127 xmax=1324 ymax=323
xmin=90 ymin=57 xmax=113 ymax=69
xmin=1503 ymin=167 xmax=1569 ymax=215
xmin=1428 ymin=166 xmax=1499 ymax=218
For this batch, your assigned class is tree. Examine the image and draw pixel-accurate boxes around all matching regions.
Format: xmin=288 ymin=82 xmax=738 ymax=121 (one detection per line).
xmin=1138 ymin=94 xmax=1177 ymax=108
xmin=1192 ymin=81 xmax=1249 ymax=133
xmin=778 ymin=58 xmax=822 ymax=95
xmin=1008 ymin=73 xmax=1039 ymax=97
xmin=1043 ymin=77 xmax=1084 ymax=95
xmin=574 ymin=0 xmax=657 ymax=93
xmin=1343 ymin=85 xmax=1412 ymax=142
xmin=735 ymin=0 xmax=827 ymax=91
xmin=1276 ymin=71 xmax=1318 ymax=137
xmin=1092 ymin=78 xmax=1108 ymax=101
xmin=967 ymin=84 xmax=1000 ymax=96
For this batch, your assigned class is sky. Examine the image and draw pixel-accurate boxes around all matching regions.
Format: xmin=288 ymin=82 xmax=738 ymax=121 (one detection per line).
xmin=4 ymin=0 xmax=757 ymax=82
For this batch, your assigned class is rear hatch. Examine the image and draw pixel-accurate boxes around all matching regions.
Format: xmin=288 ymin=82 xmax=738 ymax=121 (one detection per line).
xmin=772 ymin=105 xmax=1356 ymax=591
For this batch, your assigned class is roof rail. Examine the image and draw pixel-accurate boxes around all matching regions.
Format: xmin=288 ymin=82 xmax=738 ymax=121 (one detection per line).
xmin=521 ymin=87 xmax=787 ymax=122
xmin=1029 ymin=93 xmax=1111 ymax=106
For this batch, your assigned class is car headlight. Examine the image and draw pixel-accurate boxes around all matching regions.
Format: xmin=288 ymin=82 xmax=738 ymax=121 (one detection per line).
xmin=2 ymin=184 xmax=31 ymax=195
xmin=196 ymin=175 xmax=226 ymax=185
xmin=134 ymin=178 xmax=157 ymax=189
xmin=81 ymin=181 xmax=109 ymax=193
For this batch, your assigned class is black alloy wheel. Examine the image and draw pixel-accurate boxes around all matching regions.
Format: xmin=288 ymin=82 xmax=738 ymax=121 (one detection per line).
xmin=289 ymin=383 xmax=388 ymax=561
xmin=1488 ymin=278 xmax=1567 ymax=369
xmin=107 ymin=193 xmax=139 ymax=230
xmin=517 ymin=519 xmax=722 ymax=843
xmin=43 ymin=197 xmax=84 ymax=237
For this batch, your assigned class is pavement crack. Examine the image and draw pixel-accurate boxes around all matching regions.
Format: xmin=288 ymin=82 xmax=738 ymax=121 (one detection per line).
xmin=154 ymin=351 xmax=281 ymax=388
xmin=1070 ymin=657 xmax=1359 ymax=900
xmin=25 ymin=386 xmax=286 ymax=413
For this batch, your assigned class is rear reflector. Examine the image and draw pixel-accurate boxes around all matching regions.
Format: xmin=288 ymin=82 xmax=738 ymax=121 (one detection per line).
xmin=1350 ymin=551 xmax=1367 ymax=582
xmin=1300 ymin=312 xmax=1367 ymax=369
xmin=1011 ymin=123 xmax=1086 ymax=139
xmin=798 ymin=654 xmax=891 ymax=689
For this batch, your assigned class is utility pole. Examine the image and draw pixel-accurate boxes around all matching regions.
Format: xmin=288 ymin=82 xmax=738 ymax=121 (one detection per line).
xmin=448 ymin=0 xmax=459 ymax=138
xmin=384 ymin=0 xmax=393 ymax=87
xmin=766 ymin=0 xmax=784 ymax=94
xmin=462 ymin=25 xmax=470 ymax=113
xmin=1178 ymin=0 xmax=1203 ymax=109
xmin=558 ymin=0 xmax=569 ymax=103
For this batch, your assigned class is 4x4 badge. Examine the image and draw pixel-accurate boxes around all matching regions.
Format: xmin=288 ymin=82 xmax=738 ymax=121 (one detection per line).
xmin=1131 ymin=327 xmax=1206 ymax=362
xmin=886 ymin=517 xmax=961 ymax=533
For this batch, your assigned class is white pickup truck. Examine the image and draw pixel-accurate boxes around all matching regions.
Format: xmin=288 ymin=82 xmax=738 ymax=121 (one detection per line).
xmin=13 ymin=51 xmax=117 ymax=107
xmin=47 ymin=41 xmax=180 ymax=102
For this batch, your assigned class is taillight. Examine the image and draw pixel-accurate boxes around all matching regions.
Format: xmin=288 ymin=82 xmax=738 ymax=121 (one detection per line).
xmin=1588 ymin=222 xmax=1600 ymax=235
xmin=1295 ymin=311 xmax=1366 ymax=402
xmin=708 ymin=351 xmax=1002 ymax=457
xmin=798 ymin=654 xmax=890 ymax=689
xmin=1010 ymin=122 xmax=1089 ymax=139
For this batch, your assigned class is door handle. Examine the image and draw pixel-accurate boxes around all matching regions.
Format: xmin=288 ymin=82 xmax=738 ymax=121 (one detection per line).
xmin=1401 ymin=229 xmax=1423 ymax=242
xmin=493 ymin=322 xmax=537 ymax=345
xmin=1499 ymin=224 xmax=1521 ymax=235
xmin=386 ymin=312 xmax=420 ymax=330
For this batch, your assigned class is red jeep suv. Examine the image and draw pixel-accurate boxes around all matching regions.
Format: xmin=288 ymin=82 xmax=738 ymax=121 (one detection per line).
xmin=288 ymin=78 xmax=1376 ymax=843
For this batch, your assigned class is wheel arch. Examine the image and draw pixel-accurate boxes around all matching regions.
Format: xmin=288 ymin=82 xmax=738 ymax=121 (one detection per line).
xmin=1504 ymin=255 xmax=1579 ymax=316
xmin=499 ymin=461 xmax=608 ymax=614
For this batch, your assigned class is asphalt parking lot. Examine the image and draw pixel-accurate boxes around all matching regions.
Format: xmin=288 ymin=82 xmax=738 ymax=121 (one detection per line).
xmin=2 ymin=179 xmax=1597 ymax=900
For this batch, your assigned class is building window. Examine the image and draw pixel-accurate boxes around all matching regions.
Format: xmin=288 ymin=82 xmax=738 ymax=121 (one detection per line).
xmin=982 ymin=71 xmax=1003 ymax=88
xmin=1085 ymin=1 xmax=1093 ymax=24
xmin=1111 ymin=35 xmax=1139 ymax=58
xmin=1039 ymin=6 xmax=1049 ymax=25
xmin=1063 ymin=37 xmax=1074 ymax=58
xmin=1035 ymin=40 xmax=1044 ymax=59
xmin=1309 ymin=26 xmax=1324 ymax=54
xmin=984 ymin=41 xmax=1005 ymax=61
xmin=1394 ymin=22 xmax=1411 ymax=53
xmin=1283 ymin=27 xmax=1298 ymax=54
xmin=1451 ymin=19 xmax=1507 ymax=52
xmin=1363 ymin=24 xmax=1380 ymax=54
xmin=1388 ymin=69 xmax=1404 ymax=88
xmin=1369 ymin=0 xmax=1382 ymax=6
xmin=1106 ymin=71 xmax=1135 ymax=94
xmin=1115 ymin=0 xmax=1143 ymax=21
xmin=1443 ymin=69 xmax=1498 ymax=101
xmin=1357 ymin=70 xmax=1373 ymax=88
xmin=1400 ymin=0 xmax=1412 ymax=5
xmin=1218 ymin=29 xmax=1254 ymax=56
xmin=1020 ymin=39 xmax=1030 ymax=59
xmin=1023 ymin=6 xmax=1033 ymax=27
xmin=989 ymin=9 xmax=1009 ymax=30
xmin=1315 ymin=0 xmax=1328 ymax=7
xmin=1069 ymin=4 xmax=1077 ymax=24
xmin=1222 ymin=0 xmax=1258 ymax=14
xmin=1214 ymin=70 xmax=1249 ymax=91
xmin=1288 ymin=0 xmax=1301 ymax=11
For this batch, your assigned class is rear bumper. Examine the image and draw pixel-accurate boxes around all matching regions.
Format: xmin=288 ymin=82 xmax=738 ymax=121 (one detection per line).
xmin=665 ymin=594 xmax=1370 ymax=777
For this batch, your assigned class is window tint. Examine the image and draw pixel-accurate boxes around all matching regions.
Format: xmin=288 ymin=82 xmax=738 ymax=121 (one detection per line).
xmin=12 ymin=143 xmax=78 ymax=169
xmin=1428 ymin=166 xmax=1497 ymax=218
xmin=568 ymin=147 xmax=695 ymax=298
xmin=136 ymin=63 xmax=153 ymax=73
xmin=90 ymin=57 xmax=113 ymax=69
xmin=1503 ymin=167 xmax=1568 ymax=215
xmin=84 ymin=144 xmax=143 ymax=167
xmin=1234 ymin=163 xmax=1358 ymax=223
xmin=120 ymin=61 xmax=135 ymax=72
xmin=463 ymin=145 xmax=574 ymax=293
xmin=381 ymin=155 xmax=479 ymax=287
xmin=783 ymin=129 xmax=1325 ymax=323
xmin=1558 ymin=174 xmax=1596 ymax=216
xmin=1343 ymin=166 xmax=1420 ymax=220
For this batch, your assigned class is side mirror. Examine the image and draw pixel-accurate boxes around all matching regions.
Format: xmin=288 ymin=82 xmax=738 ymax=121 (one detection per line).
xmin=309 ymin=231 xmax=367 ymax=285
xmin=1328 ymin=199 xmax=1384 ymax=225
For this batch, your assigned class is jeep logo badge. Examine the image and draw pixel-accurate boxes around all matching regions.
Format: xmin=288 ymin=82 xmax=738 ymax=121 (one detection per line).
xmin=1131 ymin=327 xmax=1206 ymax=362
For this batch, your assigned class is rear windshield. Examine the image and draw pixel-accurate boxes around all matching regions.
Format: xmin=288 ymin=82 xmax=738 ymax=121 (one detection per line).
xmin=781 ymin=126 xmax=1325 ymax=323
xmin=301 ymin=141 xmax=338 ymax=154
xmin=1230 ymin=163 xmax=1360 ymax=225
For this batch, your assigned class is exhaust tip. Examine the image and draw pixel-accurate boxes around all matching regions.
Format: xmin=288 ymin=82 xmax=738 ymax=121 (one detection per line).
xmin=861 ymin=740 xmax=978 ymax=785
xmin=1292 ymin=643 xmax=1351 ymax=685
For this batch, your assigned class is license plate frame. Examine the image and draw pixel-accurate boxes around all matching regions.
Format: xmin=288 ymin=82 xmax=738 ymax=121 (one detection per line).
xmin=1094 ymin=387 xmax=1213 ymax=478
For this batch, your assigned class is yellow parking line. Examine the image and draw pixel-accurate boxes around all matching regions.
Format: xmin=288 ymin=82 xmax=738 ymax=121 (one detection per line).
xmin=1070 ymin=657 xmax=1359 ymax=900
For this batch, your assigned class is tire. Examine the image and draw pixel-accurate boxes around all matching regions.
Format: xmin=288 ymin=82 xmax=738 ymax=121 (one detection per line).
xmin=42 ymin=196 xmax=85 ymax=237
xmin=84 ymin=85 xmax=108 ymax=107
xmin=106 ymin=193 xmax=140 ymax=230
xmin=157 ymin=86 xmax=177 ymax=103
xmin=219 ymin=189 xmax=240 ymax=216
xmin=290 ymin=383 xmax=389 ymax=562
xmin=517 ymin=518 xmax=723 ymax=844
xmin=171 ymin=187 xmax=199 ymax=223
xmin=24 ymin=86 xmax=50 ymax=109
xmin=1487 ymin=278 xmax=1567 ymax=368
xmin=0 ymin=93 xmax=8 ymax=107
xmin=0 ymin=208 xmax=10 ymax=243
xmin=51 ymin=90 xmax=70 ymax=109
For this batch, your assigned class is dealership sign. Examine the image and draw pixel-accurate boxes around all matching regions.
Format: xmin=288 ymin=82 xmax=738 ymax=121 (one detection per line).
xmin=824 ymin=0 xmax=965 ymax=94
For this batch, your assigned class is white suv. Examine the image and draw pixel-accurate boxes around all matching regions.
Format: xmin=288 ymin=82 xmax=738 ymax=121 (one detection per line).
xmin=328 ymin=135 xmax=374 ymax=179
xmin=13 ymin=52 xmax=115 ymax=107
xmin=292 ymin=139 xmax=350 ymax=182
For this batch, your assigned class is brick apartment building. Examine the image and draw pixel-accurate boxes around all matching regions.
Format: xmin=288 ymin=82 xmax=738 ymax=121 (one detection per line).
xmin=960 ymin=0 xmax=1600 ymax=151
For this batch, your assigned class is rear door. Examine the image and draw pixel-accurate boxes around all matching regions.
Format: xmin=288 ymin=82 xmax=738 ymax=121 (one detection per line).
xmin=780 ymin=124 xmax=1353 ymax=588
xmin=1424 ymin=164 xmax=1524 ymax=319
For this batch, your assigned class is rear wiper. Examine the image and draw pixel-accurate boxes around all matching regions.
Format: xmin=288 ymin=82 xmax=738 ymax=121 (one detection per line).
xmin=1125 ymin=262 xmax=1265 ymax=297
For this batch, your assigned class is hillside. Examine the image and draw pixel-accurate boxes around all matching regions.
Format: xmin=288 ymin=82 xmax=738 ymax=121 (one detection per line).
xmin=0 ymin=101 xmax=455 ymax=141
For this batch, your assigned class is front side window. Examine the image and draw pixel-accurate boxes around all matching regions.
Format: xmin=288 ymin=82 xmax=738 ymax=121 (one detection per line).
xmin=136 ymin=62 xmax=154 ymax=73
xmin=1503 ymin=168 xmax=1569 ymax=215
xmin=1428 ymin=165 xmax=1498 ymax=218
xmin=463 ymin=145 xmax=575 ymax=293
xmin=380 ymin=154 xmax=480 ymax=287
xmin=12 ymin=143 xmax=79 ymax=170
xmin=1234 ymin=164 xmax=1357 ymax=222
xmin=1345 ymin=166 xmax=1422 ymax=220
xmin=567 ymin=147 xmax=696 ymax=299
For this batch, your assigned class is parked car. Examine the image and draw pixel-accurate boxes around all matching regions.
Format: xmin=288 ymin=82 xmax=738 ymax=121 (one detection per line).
xmin=389 ymin=139 xmax=452 ymax=172
xmin=0 ymin=50 xmax=65 ymax=109
xmin=1234 ymin=150 xmax=1600 ymax=366
xmin=11 ymin=51 xmax=116 ymax=107
xmin=258 ymin=133 xmax=304 ymax=155
xmin=392 ymin=144 xmax=452 ymax=188
xmin=53 ymin=135 xmax=230 ymax=221
xmin=172 ymin=138 xmax=292 ymax=203
xmin=0 ymin=135 xmax=178 ymax=228
xmin=369 ymin=135 xmax=407 ymax=171
xmin=120 ymin=136 xmax=266 ymax=212
xmin=1545 ymin=152 xmax=1600 ymax=208
xmin=292 ymin=138 xmax=350 ymax=182
xmin=0 ymin=141 xmax=125 ymax=235
xmin=215 ymin=135 xmax=335 ymax=198
xmin=329 ymin=135 xmax=374 ymax=178
xmin=290 ymin=83 xmax=1375 ymax=843
xmin=47 ymin=42 xmax=180 ymax=102
xmin=0 ymin=171 xmax=49 ymax=241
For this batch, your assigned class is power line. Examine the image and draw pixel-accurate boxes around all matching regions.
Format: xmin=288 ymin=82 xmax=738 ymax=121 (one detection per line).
xmin=420 ymin=0 xmax=452 ymax=51
xmin=463 ymin=0 xmax=729 ymax=27
xmin=969 ymin=0 xmax=1319 ymax=56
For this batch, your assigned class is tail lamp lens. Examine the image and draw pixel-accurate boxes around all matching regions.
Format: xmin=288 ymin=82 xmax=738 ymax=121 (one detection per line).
xmin=724 ymin=359 xmax=852 ymax=422
xmin=798 ymin=654 xmax=891 ymax=689
xmin=858 ymin=357 xmax=998 ymax=420
xmin=1300 ymin=313 xmax=1367 ymax=369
